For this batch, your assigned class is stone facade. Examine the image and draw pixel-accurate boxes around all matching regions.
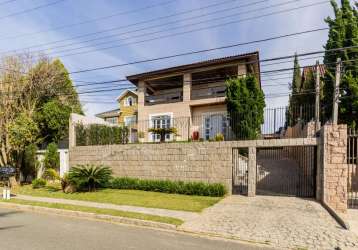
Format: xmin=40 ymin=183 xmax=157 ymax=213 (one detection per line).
xmin=319 ymin=124 xmax=348 ymax=213
xmin=70 ymin=142 xmax=233 ymax=193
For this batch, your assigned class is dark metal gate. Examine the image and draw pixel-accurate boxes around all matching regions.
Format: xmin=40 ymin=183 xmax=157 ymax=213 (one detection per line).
xmin=256 ymin=146 xmax=316 ymax=197
xmin=348 ymin=129 xmax=358 ymax=209
xmin=232 ymin=148 xmax=248 ymax=195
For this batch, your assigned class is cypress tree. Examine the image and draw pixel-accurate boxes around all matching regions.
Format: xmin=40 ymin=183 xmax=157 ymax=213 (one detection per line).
xmin=226 ymin=75 xmax=265 ymax=139
xmin=322 ymin=0 xmax=358 ymax=127
xmin=287 ymin=54 xmax=302 ymax=126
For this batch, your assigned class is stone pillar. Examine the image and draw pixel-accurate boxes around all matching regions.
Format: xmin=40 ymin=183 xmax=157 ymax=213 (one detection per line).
xmin=320 ymin=124 xmax=348 ymax=213
xmin=247 ymin=147 xmax=256 ymax=197
xmin=183 ymin=73 xmax=191 ymax=102
xmin=137 ymin=80 xmax=146 ymax=121
xmin=68 ymin=114 xmax=76 ymax=148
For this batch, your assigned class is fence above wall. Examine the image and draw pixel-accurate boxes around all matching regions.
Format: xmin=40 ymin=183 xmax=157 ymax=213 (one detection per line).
xmin=69 ymin=104 xmax=316 ymax=147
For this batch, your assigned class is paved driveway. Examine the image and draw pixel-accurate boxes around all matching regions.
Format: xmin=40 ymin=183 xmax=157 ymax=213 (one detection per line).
xmin=180 ymin=195 xmax=358 ymax=249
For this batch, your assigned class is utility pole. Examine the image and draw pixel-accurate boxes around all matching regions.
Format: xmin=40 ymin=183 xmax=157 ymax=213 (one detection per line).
xmin=332 ymin=58 xmax=341 ymax=125
xmin=315 ymin=60 xmax=320 ymax=131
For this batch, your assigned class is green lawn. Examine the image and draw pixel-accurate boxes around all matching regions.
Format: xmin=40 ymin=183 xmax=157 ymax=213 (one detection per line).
xmin=1 ymin=199 xmax=183 ymax=226
xmin=13 ymin=185 xmax=222 ymax=212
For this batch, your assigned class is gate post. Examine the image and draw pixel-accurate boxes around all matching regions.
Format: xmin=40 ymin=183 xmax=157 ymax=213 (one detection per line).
xmin=247 ymin=147 xmax=257 ymax=197
xmin=319 ymin=124 xmax=348 ymax=213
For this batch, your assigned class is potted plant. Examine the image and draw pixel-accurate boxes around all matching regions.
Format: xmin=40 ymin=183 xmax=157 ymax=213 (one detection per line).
xmin=137 ymin=131 xmax=145 ymax=143
xmin=148 ymin=127 xmax=178 ymax=143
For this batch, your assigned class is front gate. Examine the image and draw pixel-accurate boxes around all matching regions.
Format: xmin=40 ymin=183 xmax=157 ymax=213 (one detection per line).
xmin=256 ymin=146 xmax=316 ymax=197
xmin=348 ymin=129 xmax=358 ymax=209
xmin=232 ymin=148 xmax=248 ymax=195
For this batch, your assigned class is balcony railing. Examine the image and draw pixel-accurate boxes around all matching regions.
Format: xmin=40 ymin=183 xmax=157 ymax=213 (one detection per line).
xmin=145 ymin=89 xmax=183 ymax=105
xmin=191 ymin=82 xmax=226 ymax=100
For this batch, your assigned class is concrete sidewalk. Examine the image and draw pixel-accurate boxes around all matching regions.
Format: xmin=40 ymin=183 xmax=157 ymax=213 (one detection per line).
xmin=14 ymin=194 xmax=199 ymax=222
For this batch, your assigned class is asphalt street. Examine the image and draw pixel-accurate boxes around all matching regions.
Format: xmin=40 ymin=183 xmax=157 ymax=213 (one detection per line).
xmin=0 ymin=207 xmax=273 ymax=250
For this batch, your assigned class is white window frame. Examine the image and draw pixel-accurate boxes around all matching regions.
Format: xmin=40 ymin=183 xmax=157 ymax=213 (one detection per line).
xmin=124 ymin=96 xmax=136 ymax=107
xmin=124 ymin=115 xmax=136 ymax=126
xmin=148 ymin=112 xmax=173 ymax=142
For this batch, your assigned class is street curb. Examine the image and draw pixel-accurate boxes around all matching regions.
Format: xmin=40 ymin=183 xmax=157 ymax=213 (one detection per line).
xmin=176 ymin=228 xmax=274 ymax=248
xmin=0 ymin=202 xmax=177 ymax=231
xmin=322 ymin=202 xmax=350 ymax=230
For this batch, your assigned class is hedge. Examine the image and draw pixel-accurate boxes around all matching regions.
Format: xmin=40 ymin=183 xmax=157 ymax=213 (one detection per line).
xmin=108 ymin=177 xmax=227 ymax=197
xmin=76 ymin=123 xmax=129 ymax=146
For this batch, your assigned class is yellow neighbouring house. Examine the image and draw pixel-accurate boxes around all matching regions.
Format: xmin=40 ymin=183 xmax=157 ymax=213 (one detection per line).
xmin=116 ymin=89 xmax=138 ymax=126
xmin=95 ymin=89 xmax=138 ymax=142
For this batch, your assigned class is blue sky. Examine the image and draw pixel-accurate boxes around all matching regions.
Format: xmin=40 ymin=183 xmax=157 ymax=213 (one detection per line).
xmin=0 ymin=0 xmax=346 ymax=116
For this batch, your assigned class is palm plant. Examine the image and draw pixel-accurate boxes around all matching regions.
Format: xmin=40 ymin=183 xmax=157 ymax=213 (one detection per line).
xmin=68 ymin=165 xmax=112 ymax=192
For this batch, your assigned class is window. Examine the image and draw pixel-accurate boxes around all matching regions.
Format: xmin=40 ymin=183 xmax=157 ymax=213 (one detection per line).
xmin=149 ymin=114 xmax=172 ymax=142
xmin=105 ymin=117 xmax=117 ymax=124
xmin=124 ymin=115 xmax=136 ymax=126
xmin=202 ymin=113 xmax=227 ymax=140
xmin=125 ymin=96 xmax=135 ymax=106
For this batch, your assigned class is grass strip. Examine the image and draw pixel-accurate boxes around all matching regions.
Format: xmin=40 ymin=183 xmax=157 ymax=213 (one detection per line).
xmin=13 ymin=185 xmax=221 ymax=212
xmin=1 ymin=199 xmax=183 ymax=226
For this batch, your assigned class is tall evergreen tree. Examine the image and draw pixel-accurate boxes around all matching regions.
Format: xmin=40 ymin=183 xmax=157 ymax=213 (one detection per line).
xmin=286 ymin=54 xmax=302 ymax=126
xmin=322 ymin=0 xmax=358 ymax=127
xmin=226 ymin=75 xmax=265 ymax=139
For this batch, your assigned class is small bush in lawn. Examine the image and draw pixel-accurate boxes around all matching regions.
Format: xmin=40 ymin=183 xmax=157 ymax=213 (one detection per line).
xmin=43 ymin=142 xmax=60 ymax=169
xmin=109 ymin=177 xmax=226 ymax=197
xmin=42 ymin=168 xmax=60 ymax=181
xmin=68 ymin=164 xmax=112 ymax=192
xmin=32 ymin=178 xmax=47 ymax=189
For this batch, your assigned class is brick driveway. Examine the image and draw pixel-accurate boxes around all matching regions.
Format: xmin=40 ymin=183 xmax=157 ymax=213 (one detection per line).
xmin=180 ymin=196 xmax=358 ymax=249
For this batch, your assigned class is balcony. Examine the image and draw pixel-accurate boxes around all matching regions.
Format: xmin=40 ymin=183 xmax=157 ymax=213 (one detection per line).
xmin=145 ymin=88 xmax=183 ymax=105
xmin=190 ymin=65 xmax=238 ymax=100
xmin=144 ymin=75 xmax=183 ymax=106
xmin=191 ymin=82 xmax=226 ymax=100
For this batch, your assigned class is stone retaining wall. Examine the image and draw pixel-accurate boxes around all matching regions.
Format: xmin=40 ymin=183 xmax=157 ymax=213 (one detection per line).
xmin=70 ymin=142 xmax=233 ymax=193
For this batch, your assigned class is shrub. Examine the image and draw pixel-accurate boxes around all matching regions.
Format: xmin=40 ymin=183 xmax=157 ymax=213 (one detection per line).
xmin=109 ymin=177 xmax=226 ymax=197
xmin=32 ymin=178 xmax=47 ymax=189
xmin=68 ymin=165 xmax=112 ymax=192
xmin=43 ymin=142 xmax=60 ymax=169
xmin=75 ymin=124 xmax=129 ymax=146
xmin=214 ymin=133 xmax=224 ymax=141
xmin=148 ymin=127 xmax=178 ymax=142
xmin=43 ymin=168 xmax=60 ymax=181
xmin=61 ymin=173 xmax=76 ymax=193
xmin=22 ymin=144 xmax=39 ymax=181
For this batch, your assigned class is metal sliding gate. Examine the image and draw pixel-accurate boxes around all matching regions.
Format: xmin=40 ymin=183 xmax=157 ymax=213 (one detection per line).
xmin=348 ymin=129 xmax=358 ymax=209
xmin=256 ymin=146 xmax=316 ymax=197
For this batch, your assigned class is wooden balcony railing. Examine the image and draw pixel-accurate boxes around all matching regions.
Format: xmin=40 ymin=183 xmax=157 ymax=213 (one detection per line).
xmin=145 ymin=89 xmax=183 ymax=105
xmin=191 ymin=82 xmax=226 ymax=100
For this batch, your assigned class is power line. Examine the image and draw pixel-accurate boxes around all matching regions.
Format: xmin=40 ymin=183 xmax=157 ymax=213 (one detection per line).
xmin=70 ymin=27 xmax=329 ymax=74
xmin=1 ymin=0 xmax=269 ymax=55
xmin=0 ymin=0 xmax=16 ymax=6
xmin=0 ymin=0 xmax=65 ymax=21
xmin=0 ymin=0 xmax=179 ymax=42
xmin=0 ymin=42 xmax=354 ymax=91
xmin=54 ymin=1 xmax=330 ymax=59
xmin=0 ymin=0 xmax=241 ymax=50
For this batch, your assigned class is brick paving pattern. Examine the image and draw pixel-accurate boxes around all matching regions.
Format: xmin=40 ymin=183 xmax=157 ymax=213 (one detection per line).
xmin=180 ymin=196 xmax=358 ymax=249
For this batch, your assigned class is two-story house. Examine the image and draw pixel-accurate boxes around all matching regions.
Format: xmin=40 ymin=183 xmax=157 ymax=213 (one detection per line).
xmin=116 ymin=89 xmax=138 ymax=127
xmin=126 ymin=52 xmax=261 ymax=142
